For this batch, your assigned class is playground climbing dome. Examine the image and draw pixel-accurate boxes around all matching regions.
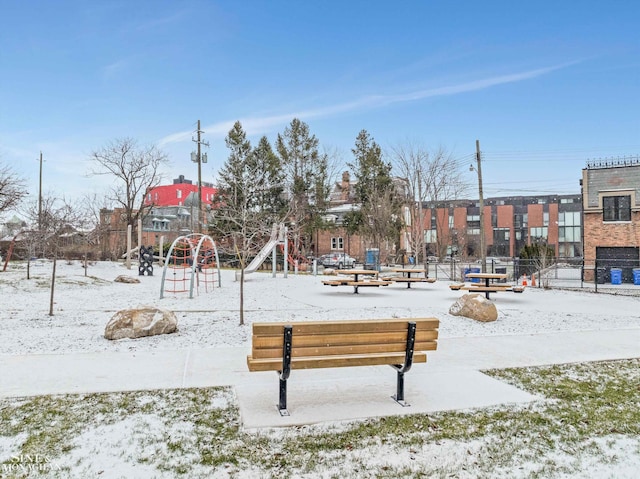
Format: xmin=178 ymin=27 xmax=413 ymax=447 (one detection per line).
xmin=160 ymin=233 xmax=221 ymax=298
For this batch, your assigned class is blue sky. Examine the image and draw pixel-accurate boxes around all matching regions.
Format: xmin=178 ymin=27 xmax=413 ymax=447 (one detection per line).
xmin=1 ymin=0 xmax=639 ymax=207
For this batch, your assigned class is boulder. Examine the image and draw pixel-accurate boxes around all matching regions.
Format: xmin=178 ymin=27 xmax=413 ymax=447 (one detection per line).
xmin=105 ymin=306 xmax=178 ymax=340
xmin=449 ymin=293 xmax=498 ymax=322
xmin=114 ymin=275 xmax=140 ymax=284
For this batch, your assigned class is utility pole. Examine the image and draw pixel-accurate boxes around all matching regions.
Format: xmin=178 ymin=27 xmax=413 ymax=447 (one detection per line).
xmin=191 ymin=120 xmax=209 ymax=233
xmin=417 ymin=169 xmax=424 ymax=264
xmin=38 ymin=152 xmax=43 ymax=231
xmin=475 ymin=140 xmax=486 ymax=273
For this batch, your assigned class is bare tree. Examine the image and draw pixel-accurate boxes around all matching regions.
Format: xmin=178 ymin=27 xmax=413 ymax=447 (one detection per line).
xmin=88 ymin=138 xmax=167 ymax=253
xmin=0 ymin=163 xmax=27 ymax=217
xmin=211 ymin=122 xmax=288 ymax=325
xmin=391 ymin=142 xmax=469 ymax=262
xmin=23 ymin=194 xmax=86 ymax=314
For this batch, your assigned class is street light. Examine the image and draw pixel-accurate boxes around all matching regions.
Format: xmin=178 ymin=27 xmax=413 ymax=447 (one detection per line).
xmin=470 ymin=140 xmax=486 ymax=273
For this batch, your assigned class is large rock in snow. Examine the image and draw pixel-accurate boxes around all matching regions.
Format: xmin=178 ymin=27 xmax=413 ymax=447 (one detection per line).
xmin=449 ymin=293 xmax=498 ymax=322
xmin=105 ymin=306 xmax=178 ymax=340
xmin=114 ymin=275 xmax=140 ymax=284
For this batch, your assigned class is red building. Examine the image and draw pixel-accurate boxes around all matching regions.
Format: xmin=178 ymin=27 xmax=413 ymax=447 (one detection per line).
xmin=144 ymin=175 xmax=216 ymax=207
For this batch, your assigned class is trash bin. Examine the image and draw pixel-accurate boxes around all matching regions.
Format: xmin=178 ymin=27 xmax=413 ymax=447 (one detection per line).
xmin=610 ymin=268 xmax=622 ymax=285
xmin=596 ymin=267 xmax=607 ymax=284
xmin=633 ymin=268 xmax=640 ymax=286
xmin=365 ymin=248 xmax=380 ymax=271
xmin=495 ymin=266 xmax=507 ymax=283
xmin=464 ymin=267 xmax=481 ymax=283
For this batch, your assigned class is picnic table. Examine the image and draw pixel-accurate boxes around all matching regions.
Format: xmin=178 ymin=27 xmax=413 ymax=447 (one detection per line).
xmin=322 ymin=269 xmax=391 ymax=294
xmin=386 ymin=268 xmax=436 ymax=289
xmin=454 ymin=272 xmax=512 ymax=299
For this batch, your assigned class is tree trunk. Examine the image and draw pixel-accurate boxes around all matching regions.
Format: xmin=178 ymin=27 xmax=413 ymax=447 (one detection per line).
xmin=49 ymin=257 xmax=57 ymax=316
xmin=239 ymin=268 xmax=244 ymax=325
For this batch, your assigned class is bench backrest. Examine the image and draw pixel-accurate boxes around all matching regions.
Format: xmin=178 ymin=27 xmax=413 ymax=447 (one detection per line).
xmin=247 ymin=318 xmax=439 ymax=372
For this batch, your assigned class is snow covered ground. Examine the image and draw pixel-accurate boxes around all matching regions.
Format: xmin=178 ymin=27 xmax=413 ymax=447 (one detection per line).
xmin=2 ymin=259 xmax=640 ymax=356
xmin=2 ymin=259 xmax=640 ymax=478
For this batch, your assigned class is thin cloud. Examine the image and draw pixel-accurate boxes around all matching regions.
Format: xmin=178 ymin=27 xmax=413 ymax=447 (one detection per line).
xmin=102 ymin=58 xmax=129 ymax=80
xmin=158 ymin=62 xmax=577 ymax=146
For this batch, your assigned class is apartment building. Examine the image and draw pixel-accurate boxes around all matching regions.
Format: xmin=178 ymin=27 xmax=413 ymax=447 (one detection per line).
xmin=581 ymin=158 xmax=640 ymax=282
xmin=417 ymin=193 xmax=583 ymax=260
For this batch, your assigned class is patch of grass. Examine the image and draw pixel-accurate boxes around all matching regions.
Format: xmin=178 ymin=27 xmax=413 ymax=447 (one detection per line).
xmin=1 ymin=360 xmax=639 ymax=478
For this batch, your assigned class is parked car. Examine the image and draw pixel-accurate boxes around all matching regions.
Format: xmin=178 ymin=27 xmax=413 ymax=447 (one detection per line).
xmin=320 ymin=253 xmax=357 ymax=269
xmin=478 ymin=257 xmax=501 ymax=264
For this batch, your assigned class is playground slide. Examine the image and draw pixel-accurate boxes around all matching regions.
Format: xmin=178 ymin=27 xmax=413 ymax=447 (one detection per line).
xmin=242 ymin=238 xmax=279 ymax=275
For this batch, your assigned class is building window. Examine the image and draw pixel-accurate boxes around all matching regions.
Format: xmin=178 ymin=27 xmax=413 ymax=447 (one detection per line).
xmin=331 ymin=237 xmax=344 ymax=250
xmin=493 ymin=228 xmax=510 ymax=241
xmin=448 ymin=215 xmax=454 ymax=228
xmin=603 ymin=195 xmax=631 ymax=222
xmin=467 ymin=228 xmax=480 ymax=235
xmin=177 ymin=189 xmax=182 ymax=199
xmin=425 ymin=229 xmax=437 ymax=243
xmin=530 ymin=227 xmax=548 ymax=240
xmin=543 ymin=212 xmax=549 ymax=226
xmin=558 ymin=211 xmax=581 ymax=226
xmin=152 ymin=220 xmax=169 ymax=231
xmin=404 ymin=206 xmax=411 ymax=226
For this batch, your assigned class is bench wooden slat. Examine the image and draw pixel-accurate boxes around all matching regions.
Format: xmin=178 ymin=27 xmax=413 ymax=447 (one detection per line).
xmin=390 ymin=277 xmax=429 ymax=282
xmin=252 ymin=329 xmax=438 ymax=350
xmin=322 ymin=280 xmax=350 ymax=286
xmin=459 ymin=286 xmax=510 ymax=292
xmin=250 ymin=339 xmax=438 ymax=359
xmin=346 ymin=281 xmax=392 ymax=286
xmin=251 ymin=318 xmax=439 ymax=336
xmin=247 ymin=351 xmax=428 ymax=372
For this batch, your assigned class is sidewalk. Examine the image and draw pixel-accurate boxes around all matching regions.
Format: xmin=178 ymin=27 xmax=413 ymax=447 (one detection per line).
xmin=2 ymin=329 xmax=639 ymax=428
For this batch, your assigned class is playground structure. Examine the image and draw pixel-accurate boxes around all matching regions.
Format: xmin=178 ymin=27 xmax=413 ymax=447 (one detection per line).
xmin=160 ymin=233 xmax=221 ymax=298
xmin=236 ymin=223 xmax=311 ymax=280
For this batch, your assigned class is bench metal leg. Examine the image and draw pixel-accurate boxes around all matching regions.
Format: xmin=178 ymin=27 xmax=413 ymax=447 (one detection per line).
xmin=278 ymin=325 xmax=293 ymax=416
xmin=391 ymin=321 xmax=417 ymax=407
xmin=394 ymin=370 xmax=409 ymax=406
xmin=278 ymin=377 xmax=289 ymax=416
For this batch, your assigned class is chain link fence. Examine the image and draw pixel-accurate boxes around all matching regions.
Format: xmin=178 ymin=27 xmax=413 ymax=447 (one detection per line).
xmin=424 ymin=257 xmax=640 ymax=296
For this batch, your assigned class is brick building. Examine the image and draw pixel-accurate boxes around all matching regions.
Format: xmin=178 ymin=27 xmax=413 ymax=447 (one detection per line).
xmin=581 ymin=159 xmax=640 ymax=282
xmin=418 ymin=194 xmax=583 ymax=260
xmin=99 ymin=175 xmax=217 ymax=259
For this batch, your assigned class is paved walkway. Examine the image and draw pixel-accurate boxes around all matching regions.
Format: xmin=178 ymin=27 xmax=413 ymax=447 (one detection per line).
xmin=2 ymin=329 xmax=639 ymax=428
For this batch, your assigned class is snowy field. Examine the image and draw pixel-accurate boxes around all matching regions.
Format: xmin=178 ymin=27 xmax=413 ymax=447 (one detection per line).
xmin=1 ymin=260 xmax=640 ymax=478
xmin=2 ymin=259 xmax=640 ymax=356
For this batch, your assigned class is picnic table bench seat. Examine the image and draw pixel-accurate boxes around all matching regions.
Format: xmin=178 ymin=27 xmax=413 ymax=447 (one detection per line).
xmin=322 ymin=279 xmax=351 ymax=286
xmin=247 ymin=317 xmax=439 ymax=416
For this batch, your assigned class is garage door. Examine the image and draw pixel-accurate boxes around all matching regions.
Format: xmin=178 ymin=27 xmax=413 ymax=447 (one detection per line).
xmin=596 ymin=247 xmax=640 ymax=283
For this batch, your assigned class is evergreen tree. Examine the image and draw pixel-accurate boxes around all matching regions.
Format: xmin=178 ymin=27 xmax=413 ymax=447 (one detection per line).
xmin=347 ymin=130 xmax=403 ymax=261
xmin=252 ymin=136 xmax=286 ymax=215
xmin=211 ymin=122 xmax=285 ymax=324
xmin=276 ymin=118 xmax=330 ymax=256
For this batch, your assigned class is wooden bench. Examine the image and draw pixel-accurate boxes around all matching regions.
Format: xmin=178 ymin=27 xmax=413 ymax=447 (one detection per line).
xmin=455 ymin=284 xmax=523 ymax=299
xmin=449 ymin=283 xmax=465 ymax=290
xmin=322 ymin=279 xmax=351 ymax=286
xmin=247 ymin=317 xmax=439 ymax=415
xmin=323 ymin=279 xmax=391 ymax=293
xmin=381 ymin=276 xmax=436 ymax=288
